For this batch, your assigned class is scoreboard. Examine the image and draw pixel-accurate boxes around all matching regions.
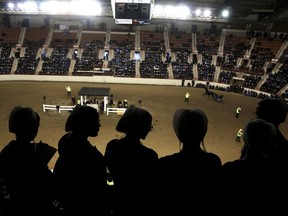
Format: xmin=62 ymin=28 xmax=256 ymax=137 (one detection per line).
xmin=112 ymin=0 xmax=152 ymax=25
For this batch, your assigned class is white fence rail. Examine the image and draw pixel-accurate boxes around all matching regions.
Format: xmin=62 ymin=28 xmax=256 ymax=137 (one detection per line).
xmin=43 ymin=104 xmax=75 ymax=113
xmin=107 ymin=107 xmax=126 ymax=115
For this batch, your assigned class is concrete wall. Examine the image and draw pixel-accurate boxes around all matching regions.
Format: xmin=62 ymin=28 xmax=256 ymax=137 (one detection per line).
xmin=0 ymin=74 xmax=216 ymax=86
xmin=0 ymin=74 xmax=270 ymax=96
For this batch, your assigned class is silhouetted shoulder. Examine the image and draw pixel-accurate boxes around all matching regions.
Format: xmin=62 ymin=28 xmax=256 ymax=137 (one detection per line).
xmin=0 ymin=106 xmax=56 ymax=216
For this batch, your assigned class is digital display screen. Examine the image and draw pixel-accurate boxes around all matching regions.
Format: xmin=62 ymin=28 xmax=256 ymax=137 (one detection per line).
xmin=115 ymin=2 xmax=151 ymax=25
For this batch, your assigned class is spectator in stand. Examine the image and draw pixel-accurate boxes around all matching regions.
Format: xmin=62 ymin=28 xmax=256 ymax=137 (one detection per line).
xmin=156 ymin=108 xmax=222 ymax=215
xmin=0 ymin=106 xmax=57 ymax=216
xmin=240 ymin=98 xmax=288 ymax=214
xmin=104 ymin=104 xmax=158 ymax=216
xmin=240 ymin=98 xmax=288 ymax=161
xmin=221 ymin=118 xmax=280 ymax=215
xmin=53 ymin=105 xmax=110 ymax=216
xmin=255 ymin=98 xmax=287 ymax=162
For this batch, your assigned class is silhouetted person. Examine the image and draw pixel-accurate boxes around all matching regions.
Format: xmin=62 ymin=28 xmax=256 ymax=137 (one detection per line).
xmin=255 ymin=98 xmax=288 ymax=163
xmin=240 ymin=98 xmax=288 ymax=160
xmin=123 ymin=99 xmax=128 ymax=108
xmin=100 ymin=101 xmax=104 ymax=114
xmin=157 ymin=108 xmax=222 ymax=215
xmin=53 ymin=105 xmax=110 ymax=216
xmin=109 ymin=94 xmax=114 ymax=106
xmin=0 ymin=106 xmax=57 ymax=216
xmin=240 ymin=98 xmax=288 ymax=214
xmin=221 ymin=118 xmax=280 ymax=215
xmin=71 ymin=96 xmax=76 ymax=106
xmin=104 ymin=104 xmax=158 ymax=216
xmin=117 ymin=100 xmax=123 ymax=108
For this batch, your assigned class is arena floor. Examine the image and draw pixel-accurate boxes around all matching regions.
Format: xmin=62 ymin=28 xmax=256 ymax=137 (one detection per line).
xmin=1 ymin=81 xmax=287 ymax=169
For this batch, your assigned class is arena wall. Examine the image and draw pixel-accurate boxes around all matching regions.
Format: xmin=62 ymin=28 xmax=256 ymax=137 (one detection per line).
xmin=0 ymin=74 xmax=270 ymax=96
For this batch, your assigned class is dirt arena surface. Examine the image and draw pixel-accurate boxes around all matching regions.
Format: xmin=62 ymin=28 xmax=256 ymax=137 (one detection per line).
xmin=1 ymin=81 xmax=287 ymax=170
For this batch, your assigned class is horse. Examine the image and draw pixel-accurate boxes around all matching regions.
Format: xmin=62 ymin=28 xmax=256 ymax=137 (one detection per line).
xmin=202 ymin=87 xmax=215 ymax=98
xmin=203 ymin=87 xmax=224 ymax=102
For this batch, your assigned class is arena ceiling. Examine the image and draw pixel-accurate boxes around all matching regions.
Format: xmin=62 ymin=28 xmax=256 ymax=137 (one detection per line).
xmin=165 ymin=0 xmax=288 ymax=21
xmin=158 ymin=0 xmax=288 ymax=17
xmin=0 ymin=0 xmax=288 ymax=24
xmin=104 ymin=0 xmax=288 ymax=23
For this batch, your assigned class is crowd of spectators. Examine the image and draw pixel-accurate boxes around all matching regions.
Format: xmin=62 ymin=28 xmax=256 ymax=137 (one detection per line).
xmin=0 ymin=26 xmax=288 ymax=98
xmin=1 ymin=97 xmax=288 ymax=215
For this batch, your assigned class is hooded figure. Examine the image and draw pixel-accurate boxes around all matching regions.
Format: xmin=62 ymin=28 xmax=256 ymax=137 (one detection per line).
xmin=53 ymin=105 xmax=109 ymax=216
xmin=0 ymin=106 xmax=56 ymax=216
xmin=256 ymin=98 xmax=288 ymax=126
xmin=242 ymin=118 xmax=277 ymax=159
xmin=9 ymin=106 xmax=40 ymax=142
xmin=157 ymin=108 xmax=221 ymax=216
xmin=65 ymin=104 xmax=100 ymax=137
xmin=104 ymin=104 xmax=158 ymax=216
xmin=222 ymin=118 xmax=280 ymax=215
xmin=240 ymin=97 xmax=288 ymax=161
xmin=116 ymin=104 xmax=153 ymax=140
xmin=173 ymin=108 xmax=208 ymax=151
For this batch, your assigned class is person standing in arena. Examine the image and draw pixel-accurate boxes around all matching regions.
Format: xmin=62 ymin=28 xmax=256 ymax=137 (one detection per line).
xmin=123 ymin=99 xmax=128 ymax=108
xmin=236 ymin=106 xmax=241 ymax=118
xmin=185 ymin=92 xmax=190 ymax=103
xmin=191 ymin=79 xmax=195 ymax=87
xmin=66 ymin=85 xmax=71 ymax=96
xmin=236 ymin=128 xmax=243 ymax=142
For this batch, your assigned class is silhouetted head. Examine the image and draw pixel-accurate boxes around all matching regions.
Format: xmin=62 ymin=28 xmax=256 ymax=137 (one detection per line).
xmin=65 ymin=105 xmax=100 ymax=137
xmin=256 ymin=98 xmax=288 ymax=126
xmin=9 ymin=106 xmax=40 ymax=141
xmin=173 ymin=108 xmax=208 ymax=144
xmin=243 ymin=118 xmax=277 ymax=158
xmin=116 ymin=104 xmax=152 ymax=139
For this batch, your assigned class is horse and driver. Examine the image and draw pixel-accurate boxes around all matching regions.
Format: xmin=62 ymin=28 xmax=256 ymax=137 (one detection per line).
xmin=203 ymin=86 xmax=224 ymax=102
